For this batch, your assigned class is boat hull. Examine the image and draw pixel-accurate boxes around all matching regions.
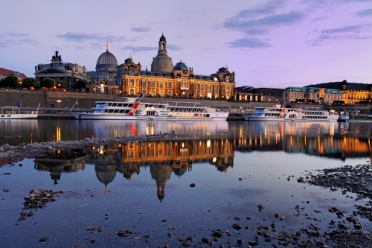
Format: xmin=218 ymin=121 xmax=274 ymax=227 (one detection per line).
xmin=71 ymin=112 xmax=228 ymax=121
xmin=0 ymin=114 xmax=38 ymax=119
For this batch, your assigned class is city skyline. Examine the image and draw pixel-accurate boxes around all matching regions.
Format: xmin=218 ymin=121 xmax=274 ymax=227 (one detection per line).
xmin=0 ymin=0 xmax=371 ymax=88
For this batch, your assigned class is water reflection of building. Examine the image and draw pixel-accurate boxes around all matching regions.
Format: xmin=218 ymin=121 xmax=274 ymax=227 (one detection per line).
xmin=232 ymin=121 xmax=372 ymax=161
xmin=89 ymin=138 xmax=234 ymax=200
xmin=90 ymin=145 xmax=119 ymax=193
xmin=34 ymin=149 xmax=87 ymax=184
xmin=150 ymin=164 xmax=172 ymax=201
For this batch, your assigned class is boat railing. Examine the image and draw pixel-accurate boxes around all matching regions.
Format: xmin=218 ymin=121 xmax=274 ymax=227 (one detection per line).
xmin=159 ymin=100 xmax=202 ymax=107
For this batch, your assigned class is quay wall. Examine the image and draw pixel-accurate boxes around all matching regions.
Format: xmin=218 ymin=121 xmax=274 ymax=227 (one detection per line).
xmin=0 ymin=90 xmax=272 ymax=111
xmin=1 ymin=90 xmax=371 ymax=114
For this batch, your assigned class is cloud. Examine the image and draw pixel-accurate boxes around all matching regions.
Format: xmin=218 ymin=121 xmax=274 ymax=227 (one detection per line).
xmin=166 ymin=44 xmax=182 ymax=51
xmin=228 ymin=38 xmax=271 ymax=48
xmin=356 ymin=8 xmax=372 ymax=16
xmin=57 ymin=32 xmax=127 ymax=43
xmin=234 ymin=0 xmax=288 ymax=19
xmin=224 ymin=11 xmax=304 ymax=35
xmin=0 ymin=33 xmax=40 ymax=47
xmin=307 ymin=24 xmax=372 ymax=45
xmin=131 ymin=26 xmax=150 ymax=32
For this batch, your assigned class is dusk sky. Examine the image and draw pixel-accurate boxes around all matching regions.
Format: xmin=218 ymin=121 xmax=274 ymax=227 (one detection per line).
xmin=1 ymin=0 xmax=371 ymax=88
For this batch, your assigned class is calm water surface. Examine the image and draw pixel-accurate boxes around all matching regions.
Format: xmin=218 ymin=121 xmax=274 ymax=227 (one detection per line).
xmin=0 ymin=120 xmax=371 ymax=247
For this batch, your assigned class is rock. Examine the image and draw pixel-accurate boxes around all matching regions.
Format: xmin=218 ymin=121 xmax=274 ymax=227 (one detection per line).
xmin=201 ymin=237 xmax=209 ymax=244
xmin=39 ymin=237 xmax=48 ymax=242
xmin=354 ymin=223 xmax=362 ymax=229
xmin=257 ymin=204 xmax=264 ymax=212
xmin=232 ymin=223 xmax=241 ymax=230
xmin=189 ymin=183 xmax=195 ymax=188
xmin=86 ymin=226 xmax=95 ymax=231
xmin=237 ymin=240 xmax=243 ymax=247
xmin=212 ymin=230 xmax=222 ymax=238
xmin=297 ymin=177 xmax=304 ymax=183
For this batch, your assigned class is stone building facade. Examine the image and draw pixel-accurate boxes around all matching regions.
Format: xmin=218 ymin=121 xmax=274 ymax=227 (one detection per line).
xmin=283 ymin=86 xmax=343 ymax=104
xmin=117 ymin=34 xmax=235 ymax=99
xmin=34 ymin=51 xmax=88 ymax=90
xmin=235 ymin=86 xmax=284 ymax=103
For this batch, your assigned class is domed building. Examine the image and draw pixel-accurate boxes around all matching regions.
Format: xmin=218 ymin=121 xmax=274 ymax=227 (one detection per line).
xmin=87 ymin=43 xmax=119 ymax=94
xmin=117 ymin=34 xmax=235 ymax=99
xmin=151 ymin=34 xmax=173 ymax=73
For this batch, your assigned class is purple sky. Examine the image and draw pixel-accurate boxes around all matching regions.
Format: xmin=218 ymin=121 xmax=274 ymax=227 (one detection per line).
xmin=0 ymin=0 xmax=371 ymax=88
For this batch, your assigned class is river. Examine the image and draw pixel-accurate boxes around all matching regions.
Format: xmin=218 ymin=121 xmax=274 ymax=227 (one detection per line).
xmin=0 ymin=119 xmax=371 ymax=247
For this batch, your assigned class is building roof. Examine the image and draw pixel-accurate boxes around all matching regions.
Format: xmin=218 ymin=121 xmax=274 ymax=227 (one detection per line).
xmin=307 ymin=81 xmax=372 ymax=91
xmin=0 ymin=67 xmax=27 ymax=79
xmin=96 ymin=49 xmax=118 ymax=70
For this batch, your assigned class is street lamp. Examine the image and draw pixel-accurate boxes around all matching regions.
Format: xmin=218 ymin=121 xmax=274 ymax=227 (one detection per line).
xmin=56 ymin=99 xmax=62 ymax=109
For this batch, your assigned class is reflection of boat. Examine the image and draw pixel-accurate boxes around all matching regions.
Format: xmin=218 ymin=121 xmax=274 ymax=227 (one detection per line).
xmin=71 ymin=95 xmax=228 ymax=121
xmin=243 ymin=105 xmax=339 ymax=122
xmin=90 ymin=120 xmax=229 ymax=138
xmin=0 ymin=105 xmax=39 ymax=119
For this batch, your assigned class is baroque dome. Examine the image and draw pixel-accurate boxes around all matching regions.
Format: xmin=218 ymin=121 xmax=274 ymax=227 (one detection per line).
xmin=173 ymin=61 xmax=188 ymax=71
xmin=151 ymin=34 xmax=173 ymax=73
xmin=96 ymin=49 xmax=118 ymax=70
xmin=151 ymin=54 xmax=173 ymax=73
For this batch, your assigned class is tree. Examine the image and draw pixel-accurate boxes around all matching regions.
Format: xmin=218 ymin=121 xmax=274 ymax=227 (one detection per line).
xmin=40 ymin=78 xmax=55 ymax=89
xmin=72 ymin=80 xmax=87 ymax=92
xmin=22 ymin=78 xmax=39 ymax=89
xmin=1 ymin=75 xmax=19 ymax=88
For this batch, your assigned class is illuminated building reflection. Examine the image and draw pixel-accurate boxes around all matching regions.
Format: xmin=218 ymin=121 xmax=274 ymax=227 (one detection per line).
xmin=34 ymin=149 xmax=88 ymax=184
xmin=32 ymin=121 xmax=372 ymax=199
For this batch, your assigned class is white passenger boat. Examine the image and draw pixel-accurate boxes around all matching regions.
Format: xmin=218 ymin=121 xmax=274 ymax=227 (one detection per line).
xmin=0 ymin=105 xmax=39 ymax=119
xmin=242 ymin=105 xmax=299 ymax=121
xmin=70 ymin=96 xmax=228 ymax=121
xmin=286 ymin=108 xmax=339 ymax=122
xmin=243 ymin=105 xmax=339 ymax=122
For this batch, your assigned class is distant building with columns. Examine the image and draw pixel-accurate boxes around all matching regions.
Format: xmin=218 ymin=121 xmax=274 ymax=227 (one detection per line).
xmin=34 ymin=51 xmax=88 ymax=90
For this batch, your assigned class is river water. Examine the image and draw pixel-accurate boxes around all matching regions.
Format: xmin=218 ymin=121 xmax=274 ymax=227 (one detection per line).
xmin=0 ymin=119 xmax=371 ymax=247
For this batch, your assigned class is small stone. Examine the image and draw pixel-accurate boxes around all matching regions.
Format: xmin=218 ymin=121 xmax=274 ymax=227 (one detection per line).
xmin=86 ymin=225 xmax=95 ymax=231
xmin=212 ymin=230 xmax=222 ymax=238
xmin=232 ymin=223 xmax=241 ymax=230
xmin=257 ymin=204 xmax=264 ymax=212
xmin=354 ymin=223 xmax=362 ymax=229
xmin=39 ymin=237 xmax=48 ymax=242
xmin=201 ymin=237 xmax=209 ymax=244
xmin=189 ymin=183 xmax=195 ymax=188
xmin=237 ymin=240 xmax=243 ymax=247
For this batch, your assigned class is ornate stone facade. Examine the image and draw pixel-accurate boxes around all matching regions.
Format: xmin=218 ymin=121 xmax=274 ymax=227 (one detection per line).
xmin=117 ymin=34 xmax=235 ymax=99
xmin=35 ymin=51 xmax=88 ymax=90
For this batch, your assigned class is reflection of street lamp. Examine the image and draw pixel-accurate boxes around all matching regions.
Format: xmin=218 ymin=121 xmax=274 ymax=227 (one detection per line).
xmin=56 ymin=99 xmax=62 ymax=108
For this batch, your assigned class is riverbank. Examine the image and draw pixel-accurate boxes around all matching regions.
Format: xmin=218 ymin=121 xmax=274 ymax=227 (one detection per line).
xmin=1 ymin=134 xmax=371 ymax=247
